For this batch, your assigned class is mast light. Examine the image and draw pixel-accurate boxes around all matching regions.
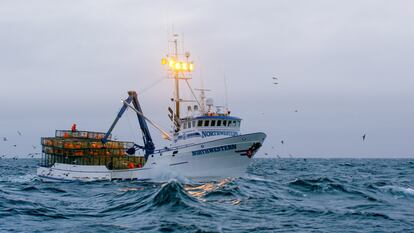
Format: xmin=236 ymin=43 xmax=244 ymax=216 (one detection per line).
xmin=182 ymin=62 xmax=188 ymax=71
xmin=163 ymin=58 xmax=194 ymax=72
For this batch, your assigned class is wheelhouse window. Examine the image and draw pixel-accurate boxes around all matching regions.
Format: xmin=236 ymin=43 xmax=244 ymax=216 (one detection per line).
xmin=183 ymin=123 xmax=187 ymax=129
xmin=217 ymin=120 xmax=222 ymax=127
xmin=187 ymin=122 xmax=191 ymax=129
xmin=204 ymin=120 xmax=210 ymax=127
xmin=211 ymin=120 xmax=216 ymax=127
xmin=223 ymin=120 xmax=227 ymax=126
xmin=192 ymin=121 xmax=196 ymax=127
xmin=197 ymin=120 xmax=203 ymax=127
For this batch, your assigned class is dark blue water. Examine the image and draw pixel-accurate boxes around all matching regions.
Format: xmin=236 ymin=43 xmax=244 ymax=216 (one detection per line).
xmin=1 ymin=158 xmax=413 ymax=232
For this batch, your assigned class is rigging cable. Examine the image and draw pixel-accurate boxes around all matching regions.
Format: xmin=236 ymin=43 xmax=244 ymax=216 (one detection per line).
xmin=137 ymin=77 xmax=167 ymax=96
xmin=184 ymin=79 xmax=202 ymax=108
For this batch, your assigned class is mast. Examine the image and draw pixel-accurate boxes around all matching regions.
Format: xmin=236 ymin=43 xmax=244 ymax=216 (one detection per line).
xmin=173 ymin=35 xmax=180 ymax=120
xmin=162 ymin=34 xmax=195 ymax=132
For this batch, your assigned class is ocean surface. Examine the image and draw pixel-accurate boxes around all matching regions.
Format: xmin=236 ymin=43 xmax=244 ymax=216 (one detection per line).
xmin=0 ymin=158 xmax=413 ymax=233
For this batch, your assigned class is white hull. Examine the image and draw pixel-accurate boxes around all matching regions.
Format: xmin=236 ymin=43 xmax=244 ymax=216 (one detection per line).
xmin=37 ymin=133 xmax=266 ymax=182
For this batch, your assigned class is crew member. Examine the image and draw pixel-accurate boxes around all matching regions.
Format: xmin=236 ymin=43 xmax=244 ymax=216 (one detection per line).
xmin=71 ymin=123 xmax=77 ymax=132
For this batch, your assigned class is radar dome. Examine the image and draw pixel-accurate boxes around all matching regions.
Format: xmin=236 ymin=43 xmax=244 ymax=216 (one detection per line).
xmin=206 ymin=98 xmax=214 ymax=107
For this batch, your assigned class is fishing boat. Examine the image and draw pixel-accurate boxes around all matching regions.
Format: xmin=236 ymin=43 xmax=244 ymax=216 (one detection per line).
xmin=37 ymin=35 xmax=266 ymax=182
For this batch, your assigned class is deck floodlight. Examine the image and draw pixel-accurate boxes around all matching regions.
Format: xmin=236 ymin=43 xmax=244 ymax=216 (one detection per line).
xmin=169 ymin=59 xmax=175 ymax=68
xmin=182 ymin=62 xmax=188 ymax=71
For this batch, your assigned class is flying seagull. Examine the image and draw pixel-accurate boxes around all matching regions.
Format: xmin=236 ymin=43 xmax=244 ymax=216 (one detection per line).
xmin=272 ymin=76 xmax=278 ymax=80
xmin=2 ymin=137 xmax=7 ymax=142
xmin=281 ymin=140 xmax=284 ymax=144
xmin=273 ymin=82 xmax=278 ymax=85
xmin=32 ymin=145 xmax=37 ymax=149
xmin=12 ymin=144 xmax=17 ymax=147
xmin=362 ymin=134 xmax=366 ymax=141
xmin=17 ymin=131 xmax=22 ymax=136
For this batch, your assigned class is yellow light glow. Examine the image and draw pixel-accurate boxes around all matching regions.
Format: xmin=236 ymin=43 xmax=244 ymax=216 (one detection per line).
xmin=182 ymin=62 xmax=188 ymax=71
xmin=189 ymin=63 xmax=194 ymax=71
xmin=169 ymin=60 xmax=174 ymax=68
xmin=161 ymin=58 xmax=167 ymax=65
xmin=175 ymin=62 xmax=181 ymax=70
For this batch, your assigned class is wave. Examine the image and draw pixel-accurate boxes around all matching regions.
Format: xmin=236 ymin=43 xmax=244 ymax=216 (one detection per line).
xmin=381 ymin=185 xmax=414 ymax=198
xmin=152 ymin=179 xmax=198 ymax=207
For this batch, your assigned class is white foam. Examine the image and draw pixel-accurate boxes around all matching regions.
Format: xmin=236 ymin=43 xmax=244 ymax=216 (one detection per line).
xmin=0 ymin=174 xmax=36 ymax=183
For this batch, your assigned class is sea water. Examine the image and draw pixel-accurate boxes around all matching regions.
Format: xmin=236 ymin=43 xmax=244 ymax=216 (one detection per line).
xmin=0 ymin=158 xmax=413 ymax=232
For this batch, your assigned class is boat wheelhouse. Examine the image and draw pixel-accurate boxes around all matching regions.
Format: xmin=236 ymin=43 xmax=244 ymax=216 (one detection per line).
xmin=174 ymin=115 xmax=242 ymax=145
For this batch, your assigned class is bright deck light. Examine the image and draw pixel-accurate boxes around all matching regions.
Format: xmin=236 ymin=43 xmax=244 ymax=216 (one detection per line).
xmin=182 ymin=62 xmax=188 ymax=71
xmin=169 ymin=60 xmax=175 ymax=68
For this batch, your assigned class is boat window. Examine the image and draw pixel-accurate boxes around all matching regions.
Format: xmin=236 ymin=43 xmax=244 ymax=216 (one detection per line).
xmin=204 ymin=120 xmax=210 ymax=127
xmin=237 ymin=121 xmax=241 ymax=127
xmin=217 ymin=120 xmax=222 ymax=127
xmin=233 ymin=121 xmax=237 ymax=127
xmin=183 ymin=123 xmax=187 ymax=129
xmin=187 ymin=122 xmax=191 ymax=129
xmin=192 ymin=121 xmax=196 ymax=127
xmin=211 ymin=120 xmax=216 ymax=127
xmin=197 ymin=120 xmax=203 ymax=127
xmin=223 ymin=120 xmax=227 ymax=126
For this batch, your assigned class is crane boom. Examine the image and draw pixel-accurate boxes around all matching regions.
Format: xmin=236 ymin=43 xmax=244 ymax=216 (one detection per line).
xmin=102 ymin=91 xmax=155 ymax=160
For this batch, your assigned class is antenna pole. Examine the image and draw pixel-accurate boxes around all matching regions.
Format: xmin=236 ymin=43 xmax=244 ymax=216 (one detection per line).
xmin=224 ymin=73 xmax=229 ymax=111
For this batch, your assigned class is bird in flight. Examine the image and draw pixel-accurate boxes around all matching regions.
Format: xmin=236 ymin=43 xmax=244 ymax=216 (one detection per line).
xmin=2 ymin=137 xmax=7 ymax=142
xmin=272 ymin=76 xmax=278 ymax=80
xmin=12 ymin=144 xmax=17 ymax=147
xmin=362 ymin=134 xmax=366 ymax=141
xmin=281 ymin=140 xmax=284 ymax=144
xmin=17 ymin=131 xmax=22 ymax=136
xmin=32 ymin=145 xmax=37 ymax=150
xmin=273 ymin=82 xmax=278 ymax=85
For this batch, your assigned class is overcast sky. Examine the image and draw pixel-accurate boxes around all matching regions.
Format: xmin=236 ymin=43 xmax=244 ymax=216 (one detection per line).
xmin=0 ymin=0 xmax=413 ymax=158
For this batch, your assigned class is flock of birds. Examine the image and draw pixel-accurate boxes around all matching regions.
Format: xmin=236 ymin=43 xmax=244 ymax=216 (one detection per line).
xmin=266 ymin=76 xmax=367 ymax=159
xmin=1 ymin=131 xmax=40 ymax=160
